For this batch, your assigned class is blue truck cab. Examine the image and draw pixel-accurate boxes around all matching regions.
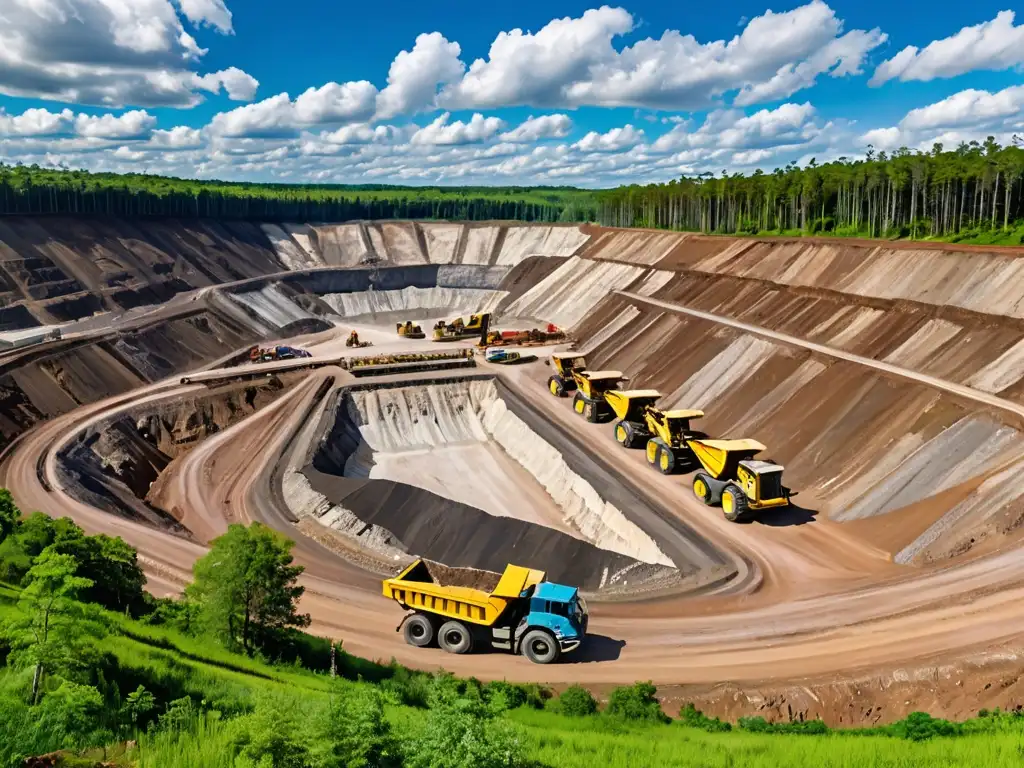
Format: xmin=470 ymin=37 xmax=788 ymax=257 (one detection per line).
xmin=517 ymin=581 xmax=589 ymax=663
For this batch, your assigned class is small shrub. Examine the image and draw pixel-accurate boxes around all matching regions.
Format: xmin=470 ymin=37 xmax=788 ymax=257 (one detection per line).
xmin=738 ymin=716 xmax=829 ymax=735
xmin=605 ymin=681 xmax=669 ymax=724
xmin=679 ymin=703 xmax=732 ymax=732
xmin=890 ymin=711 xmax=961 ymax=741
xmin=484 ymin=681 xmax=546 ymax=712
xmin=557 ymin=685 xmax=598 ymax=717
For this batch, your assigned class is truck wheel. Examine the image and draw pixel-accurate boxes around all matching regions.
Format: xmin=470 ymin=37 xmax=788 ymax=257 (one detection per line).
xmin=615 ymin=421 xmax=632 ymax=447
xmin=584 ymin=402 xmax=598 ymax=423
xmin=438 ymin=621 xmax=473 ymax=655
xmin=403 ymin=614 xmax=435 ymax=647
xmin=521 ymin=630 xmax=560 ymax=664
xmin=548 ymin=376 xmax=566 ymax=397
xmin=572 ymin=392 xmax=586 ymax=415
xmin=645 ymin=439 xmax=659 ymax=465
xmin=722 ymin=484 xmax=750 ymax=523
xmin=693 ymin=472 xmax=714 ymax=505
xmin=657 ymin=445 xmax=676 ymax=475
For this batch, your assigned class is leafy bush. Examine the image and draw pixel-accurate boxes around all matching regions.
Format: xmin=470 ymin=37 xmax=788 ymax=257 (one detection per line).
xmin=679 ymin=703 xmax=731 ymax=732
xmin=556 ymin=685 xmax=598 ymax=717
xmin=484 ymin=681 xmax=546 ymax=713
xmin=738 ymin=715 xmax=829 ymax=735
xmin=306 ymin=687 xmax=402 ymax=768
xmin=407 ymin=697 xmax=523 ymax=768
xmin=889 ymin=711 xmax=962 ymax=741
xmin=605 ymin=682 xmax=669 ymax=724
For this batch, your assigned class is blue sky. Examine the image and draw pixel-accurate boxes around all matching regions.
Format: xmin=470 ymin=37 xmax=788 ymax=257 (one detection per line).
xmin=0 ymin=0 xmax=1022 ymax=186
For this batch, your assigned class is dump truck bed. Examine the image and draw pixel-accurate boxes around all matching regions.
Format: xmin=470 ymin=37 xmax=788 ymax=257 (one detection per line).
xmin=605 ymin=389 xmax=661 ymax=420
xmin=382 ymin=559 xmax=545 ymax=627
xmin=689 ymin=438 xmax=766 ymax=480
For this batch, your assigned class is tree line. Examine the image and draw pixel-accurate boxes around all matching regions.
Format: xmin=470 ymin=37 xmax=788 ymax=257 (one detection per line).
xmin=596 ymin=137 xmax=1024 ymax=240
xmin=0 ymin=165 xmax=596 ymax=223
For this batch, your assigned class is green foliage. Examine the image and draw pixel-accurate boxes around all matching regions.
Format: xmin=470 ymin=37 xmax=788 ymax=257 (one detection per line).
xmin=407 ymin=695 xmax=523 ymax=768
xmin=887 ymin=711 xmax=962 ymax=741
xmin=605 ymin=681 xmax=669 ymax=724
xmin=188 ymin=523 xmax=310 ymax=656
xmin=554 ymin=685 xmax=598 ymax=717
xmin=679 ymin=702 xmax=732 ymax=732
xmin=3 ymin=547 xmax=101 ymax=703
xmin=306 ymin=687 xmax=403 ymax=768
xmin=232 ymin=694 xmax=310 ymax=768
xmin=738 ymin=715 xmax=830 ymax=735
xmin=121 ymin=684 xmax=156 ymax=728
xmin=483 ymin=681 xmax=547 ymax=713
xmin=0 ymin=491 xmax=18 ymax=542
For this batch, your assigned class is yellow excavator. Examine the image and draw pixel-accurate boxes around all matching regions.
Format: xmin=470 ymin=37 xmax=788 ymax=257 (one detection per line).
xmin=689 ymin=439 xmax=791 ymax=522
xmin=604 ymin=390 xmax=704 ymax=473
xmin=396 ymin=320 xmax=426 ymax=339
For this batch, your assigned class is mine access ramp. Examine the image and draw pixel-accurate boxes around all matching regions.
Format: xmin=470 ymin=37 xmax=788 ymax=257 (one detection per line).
xmin=383 ymin=558 xmax=588 ymax=664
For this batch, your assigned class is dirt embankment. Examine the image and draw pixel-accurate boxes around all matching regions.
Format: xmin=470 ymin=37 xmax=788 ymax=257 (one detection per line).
xmin=58 ymin=378 xmax=297 ymax=533
xmin=0 ymin=217 xmax=291 ymax=328
xmin=0 ymin=306 xmax=268 ymax=454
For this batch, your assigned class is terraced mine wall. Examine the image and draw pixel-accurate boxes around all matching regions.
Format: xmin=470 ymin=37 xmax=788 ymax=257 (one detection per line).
xmin=300 ymin=378 xmax=725 ymax=593
xmin=56 ymin=378 xmax=295 ymax=531
xmin=554 ymin=229 xmax=1024 ymax=566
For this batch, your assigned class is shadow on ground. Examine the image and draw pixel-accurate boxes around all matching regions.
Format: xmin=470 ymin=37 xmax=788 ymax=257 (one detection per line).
xmin=562 ymin=634 xmax=625 ymax=664
xmin=752 ymin=502 xmax=818 ymax=527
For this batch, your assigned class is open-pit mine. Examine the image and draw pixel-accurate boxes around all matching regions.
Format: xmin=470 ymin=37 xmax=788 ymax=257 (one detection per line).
xmin=5 ymin=217 xmax=1024 ymax=723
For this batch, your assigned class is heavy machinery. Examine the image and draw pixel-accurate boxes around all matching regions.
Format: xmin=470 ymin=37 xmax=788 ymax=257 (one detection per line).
xmin=570 ymin=370 xmax=625 ymax=423
xmin=482 ymin=324 xmax=566 ymax=347
xmin=689 ymin=438 xmax=792 ymax=522
xmin=383 ymin=558 xmax=588 ymax=664
xmin=248 ymin=345 xmax=312 ymax=363
xmin=484 ymin=348 xmax=522 ymax=364
xmin=604 ymin=389 xmax=705 ymax=473
xmin=345 ymin=330 xmax=373 ymax=348
xmin=546 ymin=353 xmax=587 ymax=396
xmin=396 ymin=320 xmax=425 ymax=339
xmin=433 ymin=313 xmax=490 ymax=341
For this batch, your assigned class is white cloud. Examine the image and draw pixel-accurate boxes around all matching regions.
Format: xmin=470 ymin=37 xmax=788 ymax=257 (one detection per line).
xmin=500 ymin=114 xmax=572 ymax=142
xmin=573 ymin=125 xmax=644 ymax=151
xmin=209 ymin=93 xmax=296 ymax=137
xmin=74 ymin=110 xmax=157 ymax=139
xmin=858 ymin=84 xmax=1024 ymax=150
xmin=295 ymin=81 xmax=378 ymax=124
xmin=195 ymin=67 xmax=260 ymax=101
xmin=376 ymin=32 xmax=465 ymax=119
xmin=0 ymin=0 xmax=256 ymax=107
xmin=410 ymin=112 xmax=506 ymax=145
xmin=112 ymin=146 xmax=147 ymax=161
xmin=440 ymin=2 xmax=884 ymax=111
xmin=319 ymin=123 xmax=402 ymax=145
xmin=175 ymin=0 xmax=234 ymax=34
xmin=870 ymin=11 xmax=1024 ymax=86
xmin=653 ymin=102 xmax=824 ymax=152
xmin=149 ymin=126 xmax=204 ymax=148
xmin=0 ymin=107 xmax=74 ymax=136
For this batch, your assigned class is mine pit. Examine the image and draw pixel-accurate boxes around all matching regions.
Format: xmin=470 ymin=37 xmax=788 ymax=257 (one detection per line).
xmin=299 ymin=377 xmax=728 ymax=594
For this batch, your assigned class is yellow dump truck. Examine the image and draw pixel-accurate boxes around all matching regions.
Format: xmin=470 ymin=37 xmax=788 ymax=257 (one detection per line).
xmin=689 ymin=438 xmax=791 ymax=522
xmin=604 ymin=389 xmax=704 ymax=473
xmin=383 ymin=559 xmax=588 ymax=664
xmin=546 ymin=353 xmax=588 ymax=396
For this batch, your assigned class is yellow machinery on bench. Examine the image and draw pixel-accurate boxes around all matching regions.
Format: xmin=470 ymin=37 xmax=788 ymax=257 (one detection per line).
xmin=604 ymin=390 xmax=704 ymax=474
xmin=546 ymin=353 xmax=587 ymax=397
xmin=569 ymin=370 xmax=626 ymax=423
xmin=689 ymin=438 xmax=792 ymax=522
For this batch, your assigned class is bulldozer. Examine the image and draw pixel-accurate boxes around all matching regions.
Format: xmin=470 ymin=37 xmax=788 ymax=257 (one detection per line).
xmin=688 ymin=438 xmax=791 ymax=522
xmin=396 ymin=320 xmax=425 ymax=339
xmin=604 ymin=390 xmax=705 ymax=473
xmin=433 ymin=313 xmax=490 ymax=341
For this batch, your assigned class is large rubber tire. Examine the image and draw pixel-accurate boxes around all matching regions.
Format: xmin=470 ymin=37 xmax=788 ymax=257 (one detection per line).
xmin=657 ymin=444 xmax=676 ymax=475
xmin=584 ymin=402 xmax=598 ymax=423
xmin=403 ymin=614 xmax=435 ymax=648
xmin=520 ymin=629 xmax=560 ymax=664
xmin=645 ymin=439 xmax=659 ymax=466
xmin=615 ymin=421 xmax=635 ymax=447
xmin=693 ymin=472 xmax=714 ymax=505
xmin=438 ymin=621 xmax=473 ymax=655
xmin=572 ymin=392 xmax=586 ymax=416
xmin=548 ymin=376 xmax=566 ymax=397
xmin=722 ymin=483 xmax=750 ymax=523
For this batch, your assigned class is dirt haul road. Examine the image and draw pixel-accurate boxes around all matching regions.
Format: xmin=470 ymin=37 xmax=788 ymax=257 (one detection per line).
xmin=8 ymin=325 xmax=1024 ymax=704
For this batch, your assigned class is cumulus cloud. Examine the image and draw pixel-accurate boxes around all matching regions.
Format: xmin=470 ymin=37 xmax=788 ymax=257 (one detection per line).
xmin=573 ymin=125 xmax=645 ymax=151
xmin=440 ymin=2 xmax=885 ymax=111
xmin=870 ymin=11 xmax=1024 ymax=86
xmin=0 ymin=0 xmax=256 ymax=107
xmin=195 ymin=67 xmax=260 ymax=101
xmin=74 ymin=110 xmax=157 ymax=139
xmin=209 ymin=93 xmax=296 ymax=138
xmin=499 ymin=114 xmax=572 ymax=142
xmin=653 ymin=102 xmax=824 ymax=152
xmin=410 ymin=113 xmax=506 ymax=145
xmin=858 ymin=84 xmax=1024 ymax=150
xmin=0 ymin=107 xmax=74 ymax=136
xmin=149 ymin=126 xmax=204 ymax=149
xmin=294 ymin=81 xmax=379 ymax=124
xmin=376 ymin=33 xmax=465 ymax=119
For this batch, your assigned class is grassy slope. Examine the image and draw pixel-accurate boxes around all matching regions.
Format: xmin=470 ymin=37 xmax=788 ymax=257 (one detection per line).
xmin=3 ymin=582 xmax=1023 ymax=768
